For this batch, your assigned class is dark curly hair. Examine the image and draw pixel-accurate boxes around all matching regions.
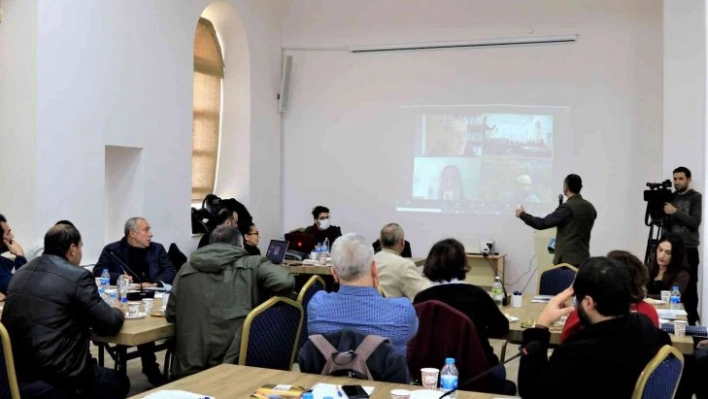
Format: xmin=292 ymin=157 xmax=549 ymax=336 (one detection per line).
xmin=423 ymin=238 xmax=470 ymax=282
xmin=606 ymin=250 xmax=648 ymax=303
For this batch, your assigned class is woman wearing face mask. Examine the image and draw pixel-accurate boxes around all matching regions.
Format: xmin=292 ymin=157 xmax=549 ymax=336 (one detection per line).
xmin=646 ymin=233 xmax=690 ymax=299
xmin=303 ymin=205 xmax=342 ymax=247
xmin=560 ymin=250 xmax=659 ymax=343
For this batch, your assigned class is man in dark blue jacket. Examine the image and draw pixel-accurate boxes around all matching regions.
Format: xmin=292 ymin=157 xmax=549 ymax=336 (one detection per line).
xmin=0 ymin=213 xmax=27 ymax=296
xmin=93 ymin=216 xmax=175 ymax=386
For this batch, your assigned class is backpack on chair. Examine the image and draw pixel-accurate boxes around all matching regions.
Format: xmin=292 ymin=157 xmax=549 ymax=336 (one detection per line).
xmin=308 ymin=334 xmax=386 ymax=380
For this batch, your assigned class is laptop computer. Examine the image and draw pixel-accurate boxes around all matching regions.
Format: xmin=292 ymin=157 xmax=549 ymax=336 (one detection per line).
xmin=284 ymin=232 xmax=316 ymax=255
xmin=265 ymin=239 xmax=289 ymax=264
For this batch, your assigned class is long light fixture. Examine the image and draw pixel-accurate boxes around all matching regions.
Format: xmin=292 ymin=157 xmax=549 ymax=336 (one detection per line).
xmin=348 ymin=35 xmax=578 ymax=54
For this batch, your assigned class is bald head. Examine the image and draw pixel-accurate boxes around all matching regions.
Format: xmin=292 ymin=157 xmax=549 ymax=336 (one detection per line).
xmin=379 ymin=223 xmax=405 ymax=254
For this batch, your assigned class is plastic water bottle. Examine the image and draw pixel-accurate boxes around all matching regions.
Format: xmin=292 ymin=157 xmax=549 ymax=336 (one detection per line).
xmin=100 ymin=269 xmax=110 ymax=287
xmin=108 ymin=290 xmax=118 ymax=306
xmin=492 ymin=276 xmax=504 ymax=307
xmin=670 ymin=285 xmax=681 ymax=310
xmin=323 ymin=237 xmax=330 ymax=256
xmin=440 ymin=357 xmax=459 ymax=398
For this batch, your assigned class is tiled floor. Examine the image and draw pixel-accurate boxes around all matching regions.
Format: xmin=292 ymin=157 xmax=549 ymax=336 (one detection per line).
xmin=90 ymin=345 xmax=168 ymax=397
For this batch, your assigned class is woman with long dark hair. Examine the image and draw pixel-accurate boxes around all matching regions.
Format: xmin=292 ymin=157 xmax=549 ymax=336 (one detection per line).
xmin=646 ymin=233 xmax=690 ymax=299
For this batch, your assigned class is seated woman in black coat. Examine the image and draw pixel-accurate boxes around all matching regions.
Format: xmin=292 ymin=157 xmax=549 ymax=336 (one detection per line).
xmin=413 ymin=238 xmax=509 ymax=381
xmin=646 ymin=233 xmax=690 ymax=300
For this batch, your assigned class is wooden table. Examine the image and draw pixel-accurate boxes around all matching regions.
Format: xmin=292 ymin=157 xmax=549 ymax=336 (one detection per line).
xmin=282 ymin=257 xmax=426 ymax=276
xmin=92 ymin=296 xmax=174 ymax=374
xmin=130 ymin=364 xmax=512 ymax=398
xmin=501 ymin=294 xmax=694 ymax=355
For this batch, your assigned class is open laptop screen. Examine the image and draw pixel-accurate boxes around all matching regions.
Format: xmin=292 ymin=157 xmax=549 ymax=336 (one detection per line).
xmin=265 ymin=239 xmax=289 ymax=264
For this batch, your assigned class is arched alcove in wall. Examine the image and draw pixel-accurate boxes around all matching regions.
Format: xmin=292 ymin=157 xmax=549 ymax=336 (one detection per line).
xmin=198 ymin=0 xmax=252 ymax=203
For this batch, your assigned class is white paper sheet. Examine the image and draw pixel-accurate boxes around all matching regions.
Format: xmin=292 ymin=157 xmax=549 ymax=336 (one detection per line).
xmin=141 ymin=390 xmax=213 ymax=399
xmin=656 ymin=309 xmax=688 ymax=320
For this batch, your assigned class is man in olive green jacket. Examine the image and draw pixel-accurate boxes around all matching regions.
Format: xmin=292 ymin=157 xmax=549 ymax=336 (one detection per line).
xmin=516 ymin=174 xmax=597 ymax=267
xmin=166 ymin=225 xmax=295 ymax=379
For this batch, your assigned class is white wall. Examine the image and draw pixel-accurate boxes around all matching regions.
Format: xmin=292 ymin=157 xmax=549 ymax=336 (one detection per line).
xmin=280 ymin=0 xmax=664 ymax=292
xmin=0 ymin=0 xmax=38 ymax=247
xmin=663 ymin=0 xmax=707 ymax=320
xmin=1 ymin=0 xmax=284 ymax=262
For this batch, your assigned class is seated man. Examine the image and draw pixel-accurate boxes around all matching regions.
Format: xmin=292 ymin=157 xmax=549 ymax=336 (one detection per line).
xmin=518 ymin=257 xmax=667 ymax=398
xmin=198 ymin=208 xmax=238 ymax=248
xmin=242 ymin=222 xmax=261 ymax=255
xmin=307 ymin=233 xmax=418 ymax=355
xmin=0 ymin=213 xmax=27 ymax=296
xmin=167 ymin=225 xmax=294 ymax=379
xmin=303 ymin=206 xmax=342 ymax=246
xmin=373 ymin=223 xmax=429 ymax=300
xmin=2 ymin=223 xmax=128 ymax=398
xmin=93 ymin=216 xmax=175 ymax=386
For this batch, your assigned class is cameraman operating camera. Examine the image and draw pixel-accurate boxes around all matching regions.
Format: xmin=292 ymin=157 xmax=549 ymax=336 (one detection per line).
xmin=664 ymin=166 xmax=702 ymax=325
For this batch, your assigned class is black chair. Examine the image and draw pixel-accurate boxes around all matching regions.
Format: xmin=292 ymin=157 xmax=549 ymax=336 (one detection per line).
xmin=372 ymin=240 xmax=412 ymax=258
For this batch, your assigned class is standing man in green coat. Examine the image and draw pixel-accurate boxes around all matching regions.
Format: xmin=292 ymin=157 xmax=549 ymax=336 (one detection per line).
xmin=515 ymin=174 xmax=597 ymax=267
xmin=166 ymin=225 xmax=295 ymax=379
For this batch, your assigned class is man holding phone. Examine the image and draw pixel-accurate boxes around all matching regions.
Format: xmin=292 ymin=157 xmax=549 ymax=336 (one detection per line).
xmin=0 ymin=213 xmax=27 ymax=297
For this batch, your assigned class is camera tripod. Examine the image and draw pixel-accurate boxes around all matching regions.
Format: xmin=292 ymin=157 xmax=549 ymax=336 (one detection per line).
xmin=644 ymin=220 xmax=664 ymax=265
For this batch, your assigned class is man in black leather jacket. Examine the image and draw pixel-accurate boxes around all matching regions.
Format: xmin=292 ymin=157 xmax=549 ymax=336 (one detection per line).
xmin=2 ymin=223 xmax=129 ymax=398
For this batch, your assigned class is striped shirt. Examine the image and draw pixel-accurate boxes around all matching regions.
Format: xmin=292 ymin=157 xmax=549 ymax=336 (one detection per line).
xmin=307 ymin=285 xmax=418 ymax=354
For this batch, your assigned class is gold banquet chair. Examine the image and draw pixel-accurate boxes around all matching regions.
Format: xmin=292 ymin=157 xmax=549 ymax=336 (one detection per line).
xmin=632 ymin=345 xmax=684 ymax=399
xmin=296 ymin=276 xmax=327 ymax=351
xmin=239 ymin=296 xmax=304 ymax=371
xmin=0 ymin=323 xmax=21 ymax=399
xmin=536 ymin=263 xmax=578 ymax=296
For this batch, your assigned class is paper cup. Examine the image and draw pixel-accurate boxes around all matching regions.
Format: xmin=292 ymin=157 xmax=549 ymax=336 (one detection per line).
xmin=390 ymin=389 xmax=411 ymax=399
xmin=512 ymin=294 xmax=523 ymax=308
xmin=660 ymin=290 xmax=671 ymax=303
xmin=420 ymin=368 xmax=439 ymax=390
xmin=142 ymin=299 xmax=154 ymax=314
xmin=127 ymin=302 xmax=140 ymax=317
xmin=674 ymin=320 xmax=688 ymax=337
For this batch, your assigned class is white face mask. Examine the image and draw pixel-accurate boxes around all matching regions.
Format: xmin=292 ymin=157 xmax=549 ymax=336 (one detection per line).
xmin=318 ymin=218 xmax=330 ymax=229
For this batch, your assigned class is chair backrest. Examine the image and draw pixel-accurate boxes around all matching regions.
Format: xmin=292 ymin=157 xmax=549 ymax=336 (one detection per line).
xmin=296 ymin=276 xmax=326 ymax=350
xmin=537 ymin=263 xmax=578 ymax=295
xmin=407 ymin=300 xmax=493 ymax=392
xmin=298 ymin=329 xmax=409 ymax=384
xmin=632 ymin=345 xmax=684 ymax=399
xmin=0 ymin=323 xmax=21 ymax=399
xmin=239 ymin=296 xmax=303 ymax=370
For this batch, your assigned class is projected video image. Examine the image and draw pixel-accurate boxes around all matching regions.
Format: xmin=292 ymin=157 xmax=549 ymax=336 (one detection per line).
xmin=412 ymin=158 xmax=481 ymax=201
xmin=397 ymin=107 xmax=565 ymax=215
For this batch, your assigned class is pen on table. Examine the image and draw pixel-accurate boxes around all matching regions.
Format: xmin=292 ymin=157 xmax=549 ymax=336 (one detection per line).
xmin=337 ymin=385 xmax=343 ymax=397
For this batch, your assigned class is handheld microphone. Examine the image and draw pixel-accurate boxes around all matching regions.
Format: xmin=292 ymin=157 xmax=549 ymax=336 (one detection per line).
xmin=109 ymin=250 xmax=144 ymax=288
xmin=558 ymin=194 xmax=564 ymax=206
xmin=438 ymin=341 xmax=541 ymax=399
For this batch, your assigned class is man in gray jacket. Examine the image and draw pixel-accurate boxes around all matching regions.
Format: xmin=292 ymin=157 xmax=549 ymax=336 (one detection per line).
xmin=166 ymin=225 xmax=295 ymax=379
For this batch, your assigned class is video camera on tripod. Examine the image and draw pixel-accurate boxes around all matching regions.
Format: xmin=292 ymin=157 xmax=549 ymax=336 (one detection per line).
xmin=643 ymin=179 xmax=673 ymax=225
xmin=643 ymin=179 xmax=673 ymax=264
